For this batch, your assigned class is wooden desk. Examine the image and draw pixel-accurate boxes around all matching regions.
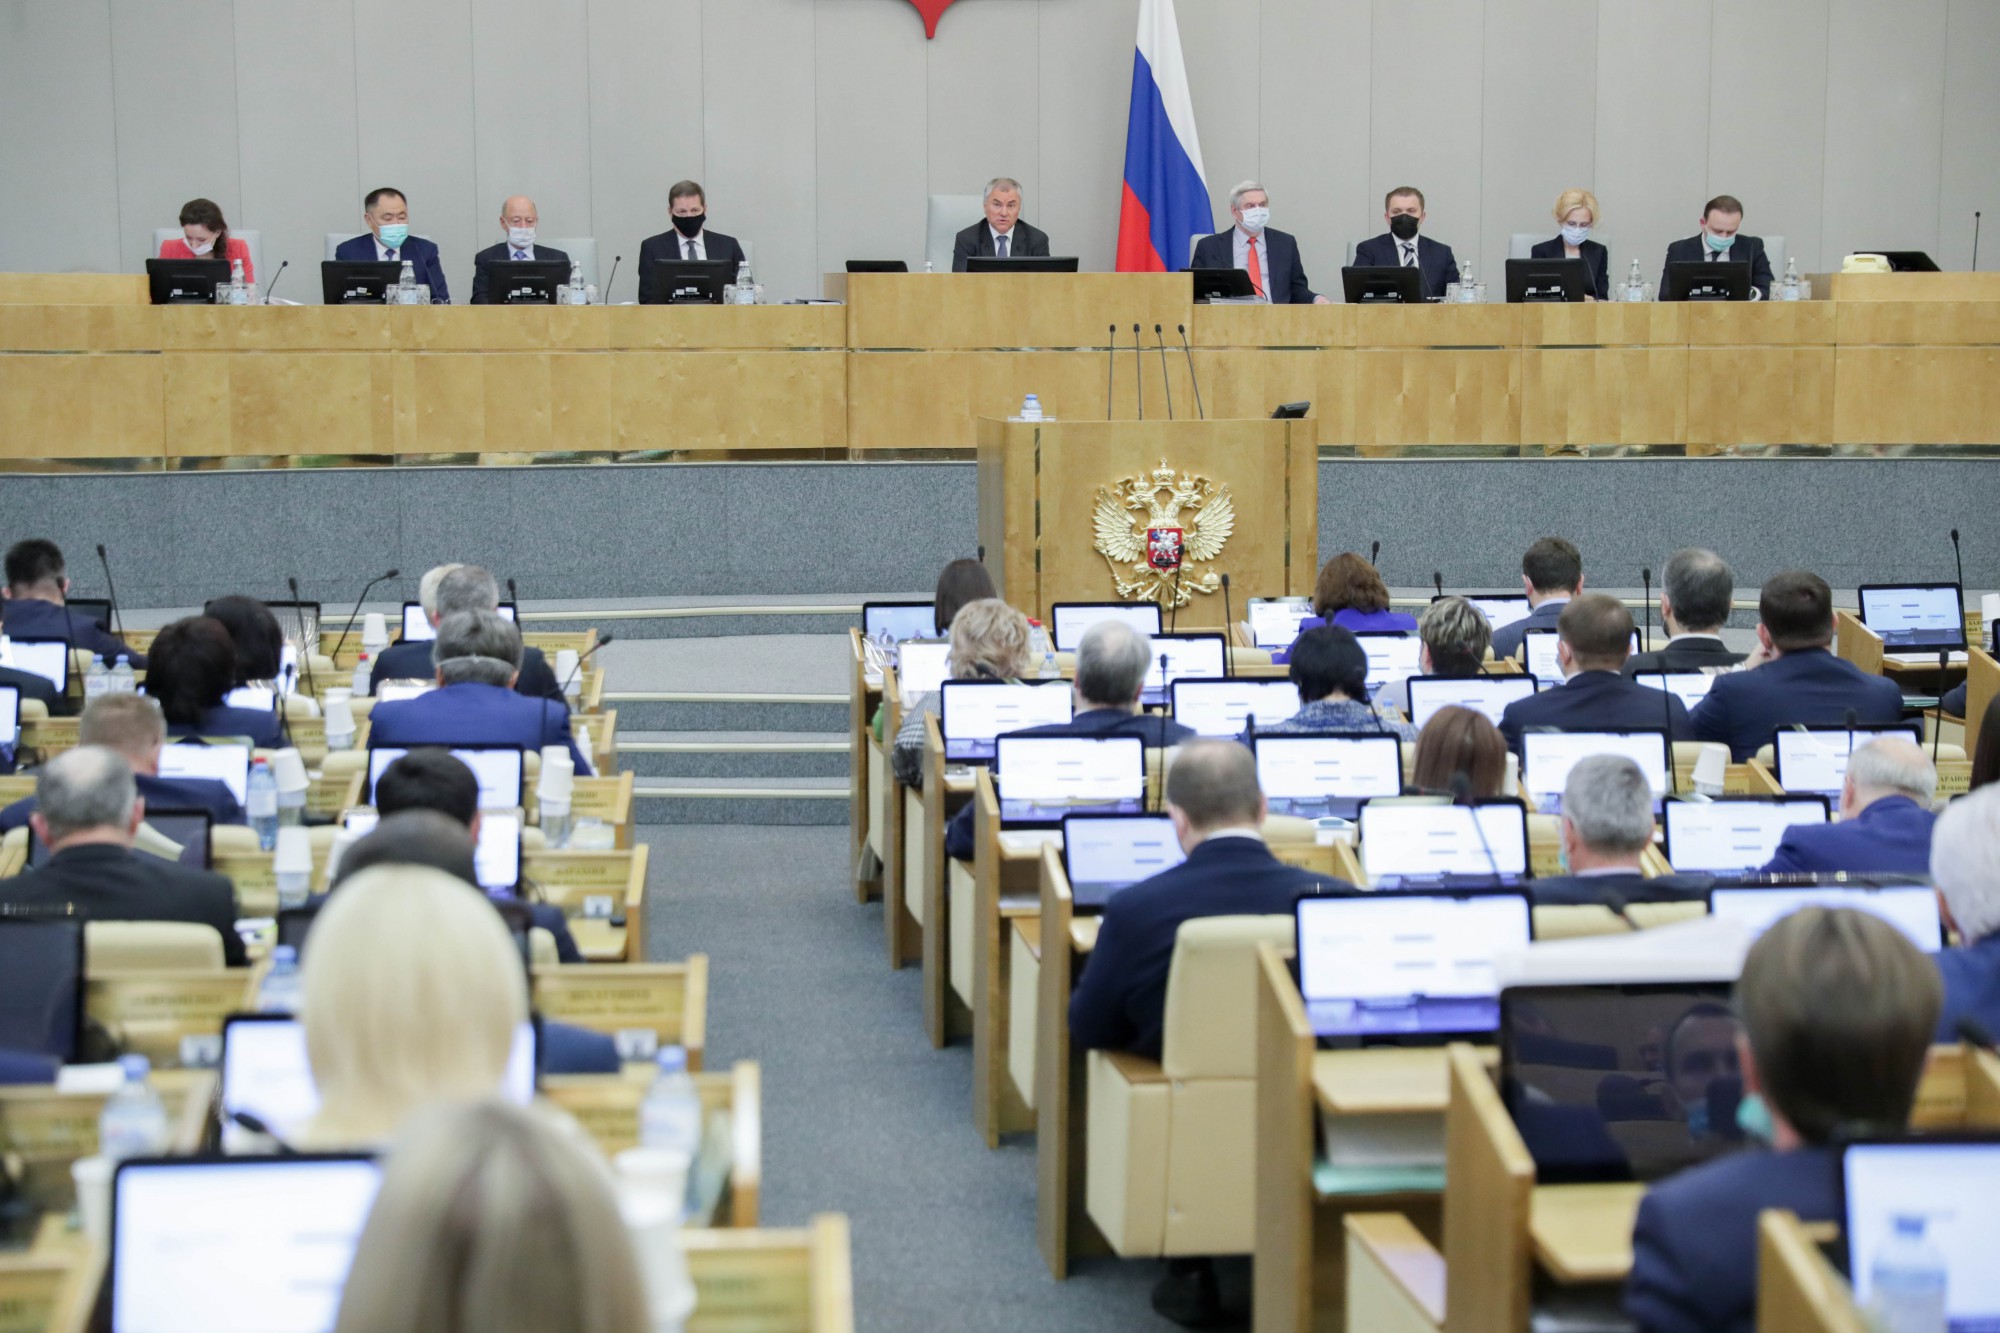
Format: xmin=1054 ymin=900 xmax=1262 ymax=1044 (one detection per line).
xmin=969 ymin=768 xmax=1041 ymax=1146
xmin=1529 ymin=1183 xmax=1645 ymax=1284
xmin=541 ymin=1060 xmax=761 ymax=1227
xmin=532 ymin=959 xmax=707 ymax=1070
xmin=680 ymin=1214 xmax=855 ymax=1333
xmin=849 ymin=630 xmax=883 ymax=906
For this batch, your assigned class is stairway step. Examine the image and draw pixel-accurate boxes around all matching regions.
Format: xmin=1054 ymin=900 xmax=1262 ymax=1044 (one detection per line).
xmin=631 ymin=776 xmax=850 ymax=826
xmin=616 ymin=731 xmax=850 ymax=779
xmin=604 ymin=692 xmax=848 ymax=733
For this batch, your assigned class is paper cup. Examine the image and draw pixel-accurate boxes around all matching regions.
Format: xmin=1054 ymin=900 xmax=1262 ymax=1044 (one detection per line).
xmin=614 ymin=1146 xmax=691 ymax=1211
xmin=72 ymin=1155 xmax=113 ymax=1249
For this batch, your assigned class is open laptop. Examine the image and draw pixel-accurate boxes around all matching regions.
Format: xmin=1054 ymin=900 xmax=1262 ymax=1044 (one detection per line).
xmin=0 ymin=912 xmax=85 ymax=1062
xmin=1661 ymin=797 xmax=1830 ymax=874
xmin=0 ymin=685 xmax=17 ymax=755
xmin=1169 ymin=677 xmax=1300 ymax=738
xmin=1521 ymin=729 xmax=1670 ymax=815
xmin=400 ymin=600 xmax=517 ymax=642
xmin=1523 ymin=628 xmax=1641 ymax=689
xmin=894 ymin=639 xmax=951 ymax=696
xmin=1455 ymin=595 xmax=1532 ymax=632
xmin=1405 ymin=675 xmax=1539 ymax=728
xmin=341 ymin=807 xmax=521 ymax=897
xmin=1061 ymin=813 xmax=1185 ymax=911
xmin=992 ymin=734 xmax=1145 ymax=828
xmin=366 ymin=745 xmax=525 ymax=810
xmin=0 ymin=638 xmax=69 ymax=695
xmin=1842 ymin=1136 xmax=2000 ymax=1328
xmin=1357 ymin=799 xmax=1530 ymax=888
xmin=1857 ymin=582 xmax=1966 ymax=653
xmin=1246 ymin=597 xmax=1314 ymax=649
xmin=1049 ymin=602 xmax=1162 ymax=653
xmin=1354 ymin=632 xmax=1422 ymax=691
xmin=862 ymin=600 xmax=936 ymax=646
xmin=1771 ymin=724 xmax=1926 ymax=797
xmin=938 ymin=680 xmax=1072 ymax=764
xmin=1252 ymin=733 xmax=1404 ymax=820
xmin=1633 ymin=671 xmax=1718 ymax=711
xmin=1296 ymin=889 xmax=1532 ymax=1042
xmin=158 ymin=742 xmax=253 ymax=805
xmin=1707 ymin=880 xmax=1944 ymax=951
xmin=1140 ymin=633 xmax=1227 ymax=707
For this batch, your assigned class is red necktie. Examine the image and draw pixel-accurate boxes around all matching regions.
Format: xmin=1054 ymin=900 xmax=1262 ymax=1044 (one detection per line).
xmin=1247 ymin=237 xmax=1265 ymax=298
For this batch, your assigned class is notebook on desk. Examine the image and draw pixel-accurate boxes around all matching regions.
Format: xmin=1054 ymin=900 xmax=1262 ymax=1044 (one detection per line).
xmin=1455 ymin=594 xmax=1531 ymax=632
xmin=0 ymin=638 xmax=68 ymax=694
xmin=1633 ymin=671 xmax=1717 ymax=710
xmin=1169 ymin=677 xmax=1300 ymax=738
xmin=1246 ymin=597 xmax=1313 ymax=648
xmin=1857 ymin=581 xmax=1966 ymax=652
xmin=1521 ymin=729 xmax=1669 ymax=815
xmin=159 ymin=742 xmax=252 ymax=805
xmin=1295 ymin=888 xmax=1531 ymax=1043
xmin=1404 ymin=675 xmax=1538 ymax=727
xmin=1841 ymin=1136 xmax=2000 ymax=1327
xmin=1139 ymin=634 xmax=1226 ymax=707
xmin=862 ymin=600 xmax=935 ymax=646
xmin=938 ymin=680 xmax=1072 ymax=764
xmin=1048 ymin=602 xmax=1162 ymax=653
xmin=1770 ymin=724 xmax=1925 ymax=797
xmin=1061 ymin=813 xmax=1185 ymax=911
xmin=1660 ymin=796 xmax=1828 ymax=874
xmin=366 ymin=744 xmax=524 ymax=810
xmin=993 ymin=734 xmax=1145 ymax=828
xmin=1357 ymin=799 xmax=1529 ymax=888
xmin=893 ymin=640 xmax=951 ymax=696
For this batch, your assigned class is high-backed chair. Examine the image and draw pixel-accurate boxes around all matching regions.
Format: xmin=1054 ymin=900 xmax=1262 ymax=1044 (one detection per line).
xmin=1762 ymin=235 xmax=1788 ymax=283
xmin=85 ymin=921 xmax=226 ymax=974
xmin=151 ymin=228 xmax=265 ymax=288
xmin=1085 ymin=914 xmax=1292 ymax=1257
xmin=542 ymin=237 xmax=599 ymax=290
xmin=926 ymin=195 xmax=985 ymax=273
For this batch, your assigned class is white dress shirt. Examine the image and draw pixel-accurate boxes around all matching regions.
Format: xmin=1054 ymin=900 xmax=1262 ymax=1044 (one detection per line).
xmin=1398 ymin=235 xmax=1420 ymax=267
xmin=675 ymin=230 xmax=707 ymax=262
xmin=988 ymin=224 xmax=1018 ymax=257
xmin=1231 ymin=227 xmax=1270 ymax=302
xmin=373 ymin=238 xmax=402 ymax=263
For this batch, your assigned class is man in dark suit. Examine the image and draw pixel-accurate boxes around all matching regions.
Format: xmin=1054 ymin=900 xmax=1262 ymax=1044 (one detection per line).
xmin=1624 ymin=547 xmax=1747 ymax=677
xmin=333 ymin=187 xmax=450 ymax=303
xmin=366 ymin=610 xmax=591 ymax=775
xmin=1759 ymin=736 xmax=1936 ymax=875
xmin=1529 ymin=755 xmax=1709 ymax=908
xmin=1352 ymin=186 xmax=1460 ymax=300
xmin=469 ymin=195 xmax=571 ymax=305
xmin=1625 ymin=909 xmax=1940 ymax=1333
xmin=637 ymin=180 xmax=748 ymax=305
xmin=1190 ymin=181 xmax=1328 ymax=305
xmin=0 ymin=746 xmax=245 ymax=964
xmin=1 ymin=538 xmax=144 ymax=667
xmin=1492 ymin=536 xmax=1584 ymax=662
xmin=1 ymin=694 xmax=243 ymax=835
xmin=1931 ymin=787 xmax=2000 ymax=1043
xmin=1659 ymin=194 xmax=1774 ymax=300
xmin=369 ymin=564 xmax=564 ymax=704
xmin=0 ymin=666 xmax=57 ymax=732
xmin=951 ymin=178 xmax=1051 ymax=272
xmin=1500 ymin=595 xmax=1689 ymax=755
xmin=1689 ymin=571 xmax=1907 ymax=762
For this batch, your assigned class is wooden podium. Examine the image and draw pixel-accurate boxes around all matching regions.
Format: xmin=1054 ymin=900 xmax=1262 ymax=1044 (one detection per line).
xmin=974 ymin=417 xmax=1319 ymax=624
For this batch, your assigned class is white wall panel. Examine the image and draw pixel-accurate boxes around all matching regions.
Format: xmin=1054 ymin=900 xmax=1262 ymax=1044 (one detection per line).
xmin=1259 ymin=0 xmax=1370 ymax=294
xmin=471 ymin=0 xmax=594 ymax=257
xmin=1177 ymin=0 xmax=1260 ymax=241
xmin=109 ymin=0 xmax=241 ymax=275
xmin=1708 ymin=0 xmax=1828 ymax=271
xmin=1369 ymin=0 xmax=1483 ymax=267
xmin=0 ymin=1 xmax=121 ymax=273
xmin=1938 ymin=0 xmax=2000 ymax=271
xmin=1478 ymin=0 xmax=1597 ymax=284
xmin=701 ymin=0 xmax=817 ymax=298
xmin=1594 ymin=0 xmax=1710 ymax=289
xmin=586 ymin=0 xmax=704 ymax=302
xmin=1821 ymin=0 xmax=1946 ymax=264
xmin=926 ymin=0 xmax=1042 ymax=208
xmin=1037 ymin=0 xmax=1134 ymax=273
xmin=815 ymin=0 xmax=928 ymax=276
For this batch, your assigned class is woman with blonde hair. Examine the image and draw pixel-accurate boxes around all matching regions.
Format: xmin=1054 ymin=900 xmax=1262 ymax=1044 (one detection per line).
xmin=1530 ymin=188 xmax=1609 ymax=301
xmin=298 ymin=865 xmax=527 ymax=1148
xmin=891 ymin=596 xmax=1035 ymax=786
xmin=334 ymin=1099 xmax=650 ymax=1333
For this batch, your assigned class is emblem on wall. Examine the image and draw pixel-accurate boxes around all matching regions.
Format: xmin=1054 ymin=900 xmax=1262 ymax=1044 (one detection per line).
xmin=905 ymin=0 xmax=960 ymax=39
xmin=1092 ymin=460 xmax=1234 ymax=607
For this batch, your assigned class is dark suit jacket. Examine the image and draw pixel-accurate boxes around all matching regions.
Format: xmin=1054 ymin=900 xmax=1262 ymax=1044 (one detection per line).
xmin=1624 ymin=1147 xmax=1836 ymax=1333
xmin=1191 ymin=227 xmax=1317 ymax=304
xmin=1660 ymin=234 xmax=1774 ymax=300
xmin=168 ymin=705 xmax=283 ymax=749
xmin=951 ymin=220 xmax=1051 ymax=272
xmin=1491 ymin=598 xmax=1569 ymax=663
xmin=1499 ymin=670 xmax=1690 ymax=755
xmin=333 ymin=233 xmax=451 ymax=304
xmin=1943 ymin=681 xmax=1968 ymax=717
xmin=368 ymin=639 xmax=566 ymax=704
xmin=1352 ymin=233 xmax=1460 ymax=300
xmin=0 ymin=842 xmax=245 ymax=965
xmin=1688 ymin=649 xmax=1907 ymax=762
xmin=1068 ymin=836 xmax=1340 ymax=1060
xmin=0 ymin=664 xmax=60 ymax=715
xmin=637 ymin=228 xmax=747 ymax=305
xmin=0 ymin=597 xmax=143 ymax=667
xmin=1622 ymin=636 xmax=1746 ymax=677
xmin=1934 ymin=933 xmax=2000 ymax=1044
xmin=1 ymin=773 xmax=245 ymax=834
xmin=1759 ymin=794 xmax=1936 ymax=876
xmin=366 ymin=680 xmax=589 ymax=774
xmin=468 ymin=241 xmax=572 ymax=305
xmin=1528 ymin=236 xmax=1611 ymax=302
xmin=1528 ymin=868 xmax=1712 ymax=908
xmin=542 ymin=1019 xmax=619 ymax=1075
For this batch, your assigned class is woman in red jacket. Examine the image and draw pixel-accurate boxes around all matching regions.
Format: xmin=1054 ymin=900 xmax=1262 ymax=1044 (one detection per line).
xmin=158 ymin=197 xmax=252 ymax=284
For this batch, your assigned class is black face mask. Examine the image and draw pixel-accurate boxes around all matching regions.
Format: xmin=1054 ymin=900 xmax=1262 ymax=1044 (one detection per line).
xmin=1388 ymin=213 xmax=1420 ymax=241
xmin=672 ymin=213 xmax=705 ymax=238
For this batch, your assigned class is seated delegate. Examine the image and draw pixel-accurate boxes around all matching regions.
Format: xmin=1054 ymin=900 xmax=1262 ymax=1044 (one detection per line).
xmin=146 ymin=615 xmax=285 ymax=747
xmin=1408 ymin=704 xmax=1508 ymax=799
xmin=1491 ymin=536 xmax=1583 ymax=662
xmin=1623 ymin=548 xmax=1746 ymax=675
xmin=1528 ymin=187 xmax=1608 ymax=301
xmin=159 ymin=197 xmax=253 ymax=284
xmin=334 ymin=187 xmax=449 ymax=303
xmin=1 ymin=537 xmax=145 ymax=666
xmin=0 ymin=695 xmax=243 ymax=834
xmin=1190 ymin=181 xmax=1327 ymax=304
xmin=1926 ymin=785 xmax=2000 ymax=1042
xmin=1417 ymin=596 xmax=1491 ymax=679
xmin=1497 ymin=594 xmax=1689 ymax=754
xmin=1659 ymin=194 xmax=1774 ymax=300
xmin=370 ymin=564 xmax=563 ymax=703
xmin=1759 ymin=736 xmax=1936 ymax=875
xmin=1529 ymin=754 xmax=1708 ymax=909
xmin=890 ymin=596 xmax=1031 ymax=788
xmin=637 ymin=179 xmax=747 ymax=305
xmin=952 ymin=177 xmax=1050 ymax=271
xmin=1254 ymin=625 xmax=1418 ymax=741
xmin=1352 ymin=186 xmax=1459 ymax=300
xmin=1274 ymin=552 xmax=1415 ymax=660
xmin=469 ymin=195 xmax=570 ymax=306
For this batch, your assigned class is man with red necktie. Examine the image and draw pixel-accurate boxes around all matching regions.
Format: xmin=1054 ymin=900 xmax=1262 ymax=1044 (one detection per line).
xmin=1190 ymin=181 xmax=1329 ymax=305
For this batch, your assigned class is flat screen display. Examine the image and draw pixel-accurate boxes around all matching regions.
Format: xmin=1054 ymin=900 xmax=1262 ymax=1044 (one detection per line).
xmin=1061 ymin=814 xmax=1186 ymax=910
xmin=1169 ymin=678 xmax=1301 ymax=738
xmin=1296 ymin=891 xmax=1531 ymax=1038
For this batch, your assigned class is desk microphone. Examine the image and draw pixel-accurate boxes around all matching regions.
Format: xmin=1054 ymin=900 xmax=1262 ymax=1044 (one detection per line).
xmin=1154 ymin=324 xmax=1175 ymax=420
xmin=1220 ymin=573 xmax=1234 ymax=677
xmin=286 ymin=575 xmax=319 ymax=702
xmin=559 ymin=633 xmax=616 ymax=699
xmin=228 ymin=1110 xmax=299 ymax=1155
xmin=1369 ymin=540 xmax=1380 ymax=568
xmin=976 ymin=545 xmax=985 ymax=564
xmin=1974 ymin=212 xmax=1983 ymax=273
xmin=1950 ymin=528 xmax=1965 ymax=592
xmin=1177 ymin=325 xmax=1205 ymax=420
xmin=1935 ymin=649 xmax=1950 ymax=765
xmin=1106 ymin=324 xmax=1118 ymax=419
xmin=1168 ymin=563 xmax=1185 ymax=633
xmin=1599 ymin=889 xmax=1642 ymax=933
xmin=602 ymin=255 xmax=622 ymax=303
xmin=1640 ymin=567 xmax=1653 ymax=653
xmin=1662 ymin=677 xmax=1679 ymax=796
xmin=1449 ymin=775 xmax=1504 ymax=883
xmin=93 ymin=544 xmax=126 ymax=642
xmin=1433 ymin=571 xmax=1444 ymax=600
xmin=261 ymin=259 xmax=290 ymax=305
xmin=506 ymin=578 xmax=519 ymax=615
xmin=1132 ymin=324 xmax=1144 ymax=421
xmin=329 ymin=569 xmax=401 ymax=663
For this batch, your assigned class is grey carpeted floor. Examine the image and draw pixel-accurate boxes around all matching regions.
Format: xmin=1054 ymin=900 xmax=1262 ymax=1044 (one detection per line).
xmin=641 ymin=822 xmax=1169 ymax=1331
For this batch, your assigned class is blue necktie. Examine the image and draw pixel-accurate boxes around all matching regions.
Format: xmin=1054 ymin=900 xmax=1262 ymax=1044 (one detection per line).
xmin=996 ymin=233 xmax=1009 ymax=260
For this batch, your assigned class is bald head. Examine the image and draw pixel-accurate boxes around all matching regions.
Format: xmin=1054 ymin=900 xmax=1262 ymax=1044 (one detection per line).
xmin=499 ymin=196 xmax=538 ymax=230
xmin=32 ymin=745 xmax=139 ymax=849
xmin=1842 ymin=737 xmax=1936 ymax=818
xmin=1164 ymin=740 xmax=1265 ymax=844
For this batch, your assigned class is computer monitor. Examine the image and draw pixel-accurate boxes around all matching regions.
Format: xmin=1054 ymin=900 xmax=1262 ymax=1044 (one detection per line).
xmin=400 ymin=601 xmax=516 ymax=641
xmin=66 ymin=597 xmax=113 ymax=629
xmin=0 ymin=638 xmax=69 ymax=694
xmin=1342 ymin=266 xmax=1425 ymax=304
xmin=475 ymin=809 xmax=524 ymax=896
xmin=1771 ymin=724 xmax=1926 ymax=797
xmin=110 ymin=1153 xmax=385 ymax=1333
xmin=320 ymin=259 xmax=404 ymax=305
xmin=1296 ymin=889 xmax=1533 ymax=1040
xmin=1660 ymin=797 xmax=1830 ymax=875
xmin=1502 ymin=980 xmax=1745 ymax=1184
xmin=0 ymin=685 xmax=17 ymax=749
xmin=1842 ymin=1137 xmax=2000 ymax=1326
xmin=1169 ymin=677 xmax=1300 ymax=738
xmin=1049 ymin=602 xmax=1163 ymax=652
xmin=146 ymin=257 xmax=230 ymax=305
xmin=938 ymin=680 xmax=1073 ymax=763
xmin=1357 ymin=799 xmax=1530 ymax=887
xmin=1857 ymin=582 xmax=1966 ymax=651
xmin=140 ymin=809 xmax=215 ymax=872
xmin=158 ymin=742 xmax=253 ymax=805
xmin=1060 ymin=813 xmax=1186 ymax=911
xmin=845 ymin=259 xmax=909 ymax=273
xmin=1633 ymin=671 xmax=1717 ymax=711
xmin=1457 ymin=594 xmax=1533 ymax=631
xmin=1523 ymin=628 xmax=1640 ymax=688
xmin=1246 ymin=597 xmax=1314 ymax=648
xmin=373 ymin=678 xmax=436 ymax=703
xmin=485 ymin=259 xmax=571 ymax=304
xmin=1139 ymin=634 xmax=1227 ymax=707
xmin=1253 ymin=733 xmax=1404 ymax=820
xmin=862 ymin=600 xmax=936 ymax=645
xmin=992 ymin=735 xmax=1145 ymax=828
xmin=1191 ymin=268 xmax=1257 ymax=301
xmin=643 ymin=258 xmax=736 ymax=304
xmin=1707 ymin=881 xmax=1943 ymax=952
xmin=1404 ymin=675 xmax=1539 ymax=728
xmin=366 ymin=745 xmax=524 ymax=810
xmin=1521 ymin=729 xmax=1670 ymax=815
xmin=963 ymin=256 xmax=1081 ymax=273
xmin=0 ymin=912 xmax=85 ymax=1061
xmin=893 ymin=640 xmax=951 ymax=696
xmin=1505 ymin=256 xmax=1588 ymax=303
xmin=1662 ymin=259 xmax=1751 ymax=302
xmin=1354 ymin=632 xmax=1422 ymax=691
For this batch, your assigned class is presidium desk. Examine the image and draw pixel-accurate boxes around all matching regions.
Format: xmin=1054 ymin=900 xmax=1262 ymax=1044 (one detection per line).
xmin=1 ymin=271 xmax=1996 ymax=466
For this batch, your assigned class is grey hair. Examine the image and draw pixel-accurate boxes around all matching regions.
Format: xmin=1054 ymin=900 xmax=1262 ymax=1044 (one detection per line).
xmin=417 ymin=564 xmax=464 ymax=620
xmin=1229 ymin=180 xmax=1267 ymax=209
xmin=1418 ymin=596 xmax=1492 ymax=672
xmin=1662 ymin=548 xmax=1734 ymax=633
xmin=1075 ymin=620 xmax=1152 ymax=707
xmin=1846 ymin=737 xmax=1937 ymax=805
xmin=983 ymin=177 xmax=1022 ymax=201
xmin=1933 ymin=786 xmax=2000 ymax=943
xmin=434 ymin=565 xmax=502 ymax=619
xmin=433 ymin=610 xmax=523 ymax=687
xmin=1562 ymin=754 xmax=1655 ymax=855
xmin=37 ymin=745 xmax=137 ymax=841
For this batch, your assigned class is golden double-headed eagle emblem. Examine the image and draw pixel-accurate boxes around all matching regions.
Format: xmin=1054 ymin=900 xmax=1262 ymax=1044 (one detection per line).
xmin=1091 ymin=460 xmax=1234 ymax=607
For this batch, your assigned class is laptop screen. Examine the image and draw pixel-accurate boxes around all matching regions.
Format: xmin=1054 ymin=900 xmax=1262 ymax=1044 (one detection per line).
xmin=367 ymin=746 xmax=524 ymax=810
xmin=1772 ymin=725 xmax=1926 ymax=797
xmin=110 ymin=1154 xmax=384 ymax=1333
xmin=1633 ymin=672 xmax=1717 ymax=711
xmin=1253 ymin=734 xmax=1404 ymax=819
xmin=862 ymin=601 xmax=936 ymax=645
xmin=1140 ymin=634 xmax=1227 ymax=706
xmin=1501 ymin=981 xmax=1744 ymax=1185
xmin=0 ymin=915 xmax=84 ymax=1061
xmin=1050 ymin=602 xmax=1162 ymax=653
xmin=1247 ymin=597 xmax=1313 ymax=648
xmin=1523 ymin=629 xmax=1641 ymax=687
xmin=1358 ymin=801 xmax=1530 ymax=886
xmin=1405 ymin=675 xmax=1538 ymax=727
xmin=158 ymin=742 xmax=252 ymax=805
xmin=1843 ymin=1138 xmax=2000 ymax=1325
xmin=1463 ymin=595 xmax=1532 ymax=631
xmin=939 ymin=681 xmax=1073 ymax=762
xmin=1521 ymin=730 xmax=1669 ymax=815
xmin=993 ymin=735 xmax=1145 ymax=826
xmin=1708 ymin=884 xmax=1943 ymax=952
xmin=373 ymin=678 xmax=437 ymax=703
xmin=1296 ymin=891 xmax=1532 ymax=1039
xmin=1355 ymin=633 xmax=1422 ymax=687
xmin=1061 ymin=814 xmax=1185 ymax=910
xmin=1169 ymin=678 xmax=1300 ymax=738
xmin=1 ymin=639 xmax=68 ymax=693
xmin=0 ymin=685 xmax=17 ymax=747
xmin=1858 ymin=583 xmax=1966 ymax=651
xmin=142 ymin=810 xmax=214 ymax=871
xmin=1662 ymin=798 xmax=1829 ymax=874
xmin=894 ymin=640 xmax=951 ymax=696
xmin=401 ymin=601 xmax=517 ymax=642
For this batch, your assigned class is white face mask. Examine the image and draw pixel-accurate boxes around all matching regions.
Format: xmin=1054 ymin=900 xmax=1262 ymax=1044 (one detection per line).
xmin=1560 ymin=223 xmax=1590 ymax=246
xmin=1239 ymin=206 xmax=1271 ymax=234
xmin=186 ymin=236 xmax=215 ymax=256
xmin=507 ymin=226 xmax=536 ymax=250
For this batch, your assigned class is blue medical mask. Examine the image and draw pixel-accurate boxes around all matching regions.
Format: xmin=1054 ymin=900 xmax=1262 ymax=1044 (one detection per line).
xmin=1561 ymin=223 xmax=1590 ymax=247
xmin=1704 ymin=229 xmax=1735 ymax=253
xmin=377 ymin=223 xmax=410 ymax=250
xmin=1736 ymin=1091 xmax=1776 ymax=1143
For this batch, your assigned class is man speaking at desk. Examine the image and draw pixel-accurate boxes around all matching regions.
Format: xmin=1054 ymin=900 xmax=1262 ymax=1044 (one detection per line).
xmin=470 ymin=196 xmax=569 ymax=305
xmin=952 ymin=178 xmax=1050 ymax=271
xmin=1353 ymin=186 xmax=1459 ymax=300
xmin=335 ymin=187 xmax=450 ymax=303
xmin=1191 ymin=181 xmax=1328 ymax=304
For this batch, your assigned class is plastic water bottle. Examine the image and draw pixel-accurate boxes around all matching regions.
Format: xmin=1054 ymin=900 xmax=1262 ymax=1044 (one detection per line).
xmin=923 ymin=259 xmax=934 ymax=274
xmin=1625 ymin=257 xmax=1647 ymax=303
xmin=1027 ymin=619 xmax=1051 ymax=660
xmin=351 ymin=650 xmax=372 ymax=696
xmin=84 ymin=654 xmax=109 ymax=701
xmin=229 ymin=257 xmax=247 ymax=305
xmin=109 ymin=654 xmax=135 ymax=694
xmin=567 ymin=262 xmax=585 ymax=305
xmin=99 ymin=1055 xmax=170 ymax=1162
xmin=1041 ymin=649 xmax=1060 ymax=680
xmin=1020 ymin=393 xmax=1044 ymax=421
xmin=246 ymin=758 xmax=279 ymax=851
xmin=1457 ymin=260 xmax=1478 ymax=302
xmin=1868 ymin=1213 xmax=1947 ymax=1333
xmin=638 ymin=1047 xmax=705 ymax=1160
xmin=258 ymin=945 xmax=304 ymax=1013
xmin=397 ymin=260 xmax=416 ymax=304
xmin=733 ymin=260 xmax=755 ymax=305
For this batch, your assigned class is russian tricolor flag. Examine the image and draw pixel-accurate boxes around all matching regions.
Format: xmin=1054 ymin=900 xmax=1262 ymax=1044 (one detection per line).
xmin=1115 ymin=0 xmax=1212 ymax=273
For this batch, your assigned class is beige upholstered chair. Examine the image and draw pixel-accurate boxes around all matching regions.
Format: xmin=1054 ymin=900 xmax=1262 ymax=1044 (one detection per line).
xmin=86 ymin=921 xmax=226 ymax=974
